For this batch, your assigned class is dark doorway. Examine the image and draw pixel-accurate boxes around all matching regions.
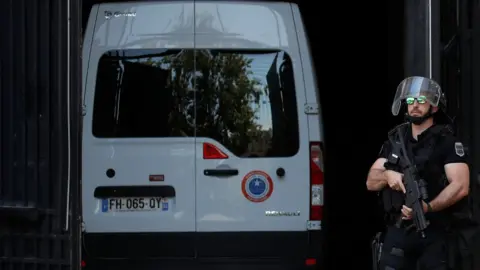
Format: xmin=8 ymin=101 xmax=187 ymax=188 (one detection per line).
xmin=300 ymin=1 xmax=405 ymax=268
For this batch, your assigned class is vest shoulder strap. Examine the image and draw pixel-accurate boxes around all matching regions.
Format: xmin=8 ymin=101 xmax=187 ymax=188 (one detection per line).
xmin=387 ymin=122 xmax=409 ymax=138
xmin=387 ymin=123 xmax=453 ymax=142
xmin=385 ymin=123 xmax=451 ymax=168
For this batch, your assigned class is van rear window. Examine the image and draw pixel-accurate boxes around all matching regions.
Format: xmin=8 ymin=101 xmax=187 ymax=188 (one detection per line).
xmin=92 ymin=49 xmax=299 ymax=158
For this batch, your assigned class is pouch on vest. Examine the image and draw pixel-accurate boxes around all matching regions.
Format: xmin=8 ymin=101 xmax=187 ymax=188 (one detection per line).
xmin=380 ymin=124 xmax=409 ymax=213
xmin=381 ymin=189 xmax=404 ymax=213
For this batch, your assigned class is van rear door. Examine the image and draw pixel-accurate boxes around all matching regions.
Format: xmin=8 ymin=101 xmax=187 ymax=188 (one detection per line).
xmin=193 ymin=2 xmax=311 ymax=258
xmin=81 ymin=2 xmax=197 ymax=258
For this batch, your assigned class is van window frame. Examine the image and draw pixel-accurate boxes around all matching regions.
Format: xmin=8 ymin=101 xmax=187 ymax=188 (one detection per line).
xmin=91 ymin=48 xmax=300 ymax=158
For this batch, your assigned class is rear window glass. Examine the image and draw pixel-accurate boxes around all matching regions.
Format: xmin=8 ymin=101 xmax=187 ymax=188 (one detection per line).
xmin=92 ymin=49 xmax=299 ymax=157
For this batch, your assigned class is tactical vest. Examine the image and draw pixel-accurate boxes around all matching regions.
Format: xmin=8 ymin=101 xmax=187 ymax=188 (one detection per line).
xmin=380 ymin=124 xmax=479 ymax=270
xmin=381 ymin=123 xmax=452 ymax=218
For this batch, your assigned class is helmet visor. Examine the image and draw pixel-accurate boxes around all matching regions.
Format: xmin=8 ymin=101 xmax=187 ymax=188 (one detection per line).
xmin=391 ymin=76 xmax=442 ymax=116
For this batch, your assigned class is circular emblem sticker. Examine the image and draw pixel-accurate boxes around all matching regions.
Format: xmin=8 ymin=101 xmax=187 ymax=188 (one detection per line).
xmin=241 ymin=170 xmax=273 ymax=203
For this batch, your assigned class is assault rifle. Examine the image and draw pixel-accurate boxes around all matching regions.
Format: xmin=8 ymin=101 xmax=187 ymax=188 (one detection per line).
xmin=389 ymin=127 xmax=430 ymax=238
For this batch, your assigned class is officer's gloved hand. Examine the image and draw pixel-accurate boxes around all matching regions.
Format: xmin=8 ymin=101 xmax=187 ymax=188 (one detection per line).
xmin=384 ymin=170 xmax=405 ymax=193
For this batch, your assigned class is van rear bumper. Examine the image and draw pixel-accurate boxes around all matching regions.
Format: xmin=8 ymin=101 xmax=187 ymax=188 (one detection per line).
xmin=83 ymin=231 xmax=323 ymax=268
xmin=82 ymin=258 xmax=319 ymax=270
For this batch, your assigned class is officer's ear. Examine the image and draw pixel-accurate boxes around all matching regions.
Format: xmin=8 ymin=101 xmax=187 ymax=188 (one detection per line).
xmin=431 ymin=106 xmax=439 ymax=113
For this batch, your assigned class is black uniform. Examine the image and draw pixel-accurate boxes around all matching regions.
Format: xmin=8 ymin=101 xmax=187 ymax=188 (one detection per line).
xmin=378 ymin=123 xmax=468 ymax=270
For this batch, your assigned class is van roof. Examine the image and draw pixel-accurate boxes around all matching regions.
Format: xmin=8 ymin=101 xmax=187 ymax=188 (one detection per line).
xmin=92 ymin=1 xmax=295 ymax=50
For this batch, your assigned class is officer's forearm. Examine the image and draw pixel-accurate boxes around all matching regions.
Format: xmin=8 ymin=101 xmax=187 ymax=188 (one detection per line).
xmin=429 ymin=182 xmax=466 ymax=212
xmin=366 ymin=169 xmax=387 ymax=191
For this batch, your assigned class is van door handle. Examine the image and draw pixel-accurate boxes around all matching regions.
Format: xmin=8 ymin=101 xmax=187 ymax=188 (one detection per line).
xmin=204 ymin=169 xmax=239 ymax=177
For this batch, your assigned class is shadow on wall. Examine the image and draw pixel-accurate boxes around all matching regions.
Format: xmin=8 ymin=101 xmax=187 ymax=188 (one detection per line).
xmin=298 ymin=0 xmax=405 ymax=268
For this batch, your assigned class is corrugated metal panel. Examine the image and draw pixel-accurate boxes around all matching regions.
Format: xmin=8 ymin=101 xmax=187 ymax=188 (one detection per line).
xmin=0 ymin=0 xmax=82 ymax=269
xmin=462 ymin=0 xmax=480 ymax=223
xmin=436 ymin=0 xmax=480 ymax=224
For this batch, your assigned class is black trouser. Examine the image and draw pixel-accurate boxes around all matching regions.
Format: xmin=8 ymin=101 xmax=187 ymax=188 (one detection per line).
xmin=379 ymin=225 xmax=448 ymax=270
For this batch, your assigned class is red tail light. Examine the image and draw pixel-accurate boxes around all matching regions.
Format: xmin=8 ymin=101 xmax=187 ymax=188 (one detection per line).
xmin=310 ymin=142 xmax=324 ymax=221
xmin=203 ymin=142 xmax=228 ymax=159
xmin=305 ymin=258 xmax=317 ymax=266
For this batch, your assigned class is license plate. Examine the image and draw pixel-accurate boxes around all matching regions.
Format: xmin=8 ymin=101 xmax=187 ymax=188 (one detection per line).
xmin=101 ymin=197 xmax=168 ymax=213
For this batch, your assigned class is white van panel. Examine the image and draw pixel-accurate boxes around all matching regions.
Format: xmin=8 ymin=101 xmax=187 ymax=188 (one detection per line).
xmin=194 ymin=2 xmax=289 ymax=49
xmin=290 ymin=6 xmax=324 ymax=142
xmin=83 ymin=1 xmax=314 ymax=234
xmin=82 ymin=6 xmax=98 ymax=107
xmin=82 ymin=2 xmax=196 ymax=233
xmin=193 ymin=2 xmax=311 ymax=232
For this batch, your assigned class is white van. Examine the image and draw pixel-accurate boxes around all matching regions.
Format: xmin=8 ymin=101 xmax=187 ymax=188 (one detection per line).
xmin=81 ymin=1 xmax=324 ymax=269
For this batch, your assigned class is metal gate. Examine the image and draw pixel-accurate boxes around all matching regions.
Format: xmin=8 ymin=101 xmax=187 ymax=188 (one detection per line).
xmin=436 ymin=0 xmax=480 ymax=220
xmin=0 ymin=0 xmax=82 ymax=269
xmin=404 ymin=0 xmax=480 ymax=219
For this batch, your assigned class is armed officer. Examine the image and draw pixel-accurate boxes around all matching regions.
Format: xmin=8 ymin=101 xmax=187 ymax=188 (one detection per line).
xmin=366 ymin=76 xmax=470 ymax=269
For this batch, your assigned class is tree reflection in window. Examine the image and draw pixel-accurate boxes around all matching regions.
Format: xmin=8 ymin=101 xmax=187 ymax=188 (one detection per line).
xmin=92 ymin=49 xmax=299 ymax=158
